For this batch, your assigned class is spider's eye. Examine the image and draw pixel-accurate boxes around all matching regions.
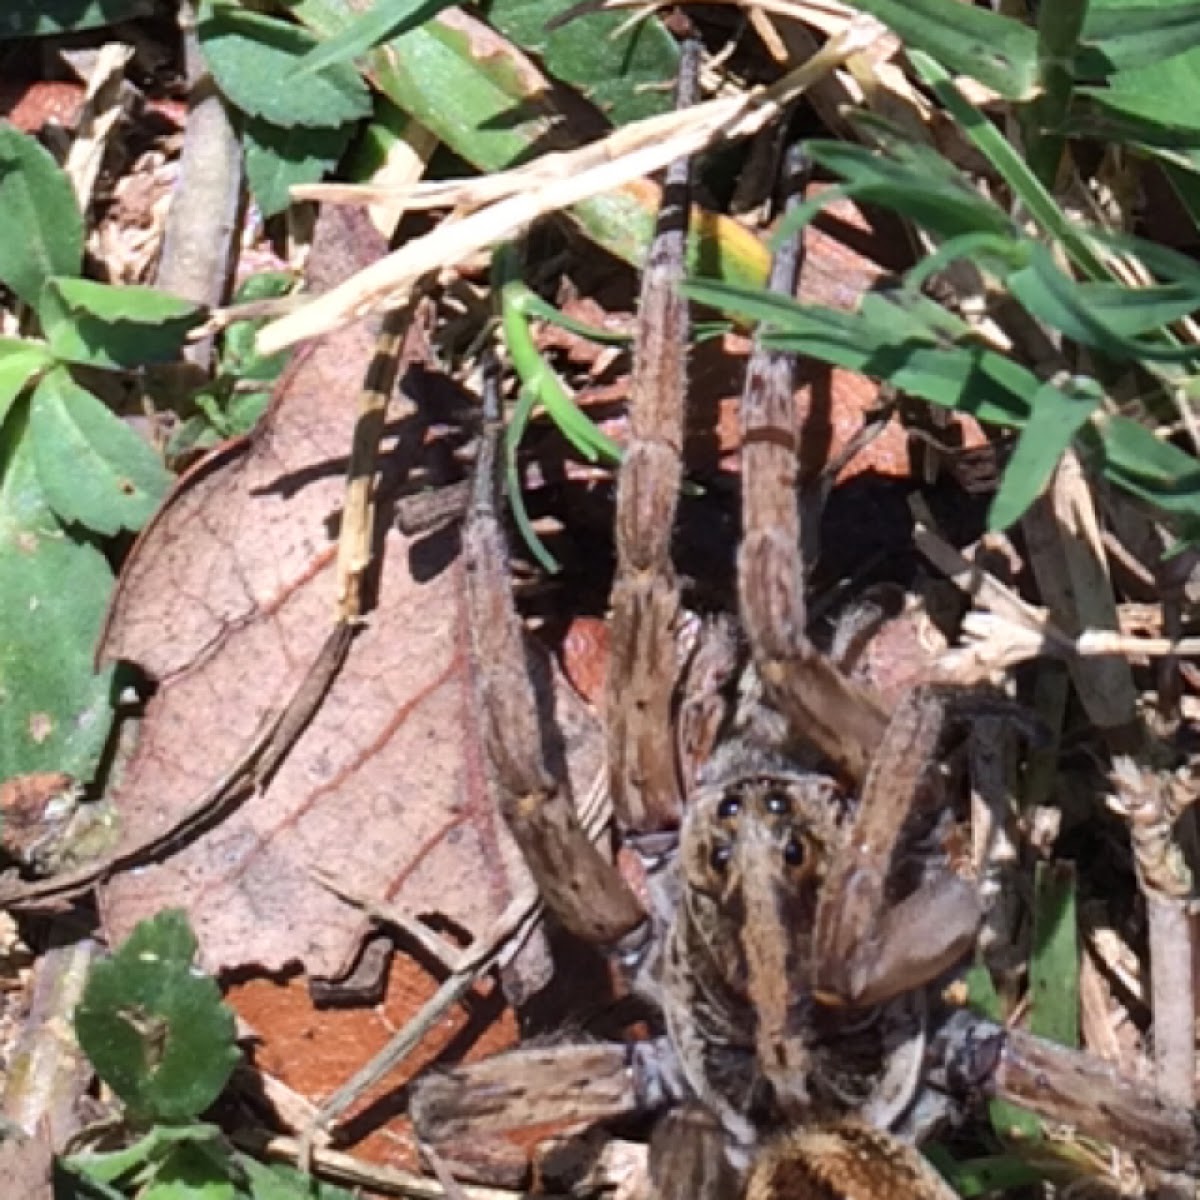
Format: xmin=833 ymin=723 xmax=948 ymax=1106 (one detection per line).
xmin=710 ymin=843 xmax=733 ymax=873
xmin=783 ymin=837 xmax=806 ymax=869
xmin=764 ymin=791 xmax=791 ymax=816
xmin=717 ymin=795 xmax=742 ymax=820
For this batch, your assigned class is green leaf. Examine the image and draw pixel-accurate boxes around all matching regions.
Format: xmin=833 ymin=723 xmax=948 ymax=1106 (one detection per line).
xmin=221 ymin=271 xmax=296 ymax=382
xmin=199 ymin=4 xmax=372 ymax=129
xmin=788 ymin=137 xmax=1016 ymax=245
xmin=0 ymin=0 xmax=154 ymax=37
xmin=1067 ymin=94 xmax=1200 ymax=154
xmin=140 ymin=1139 xmax=237 ymax=1200
xmin=52 ymin=1162 xmax=129 ymax=1200
xmin=241 ymin=114 xmax=355 ymax=217
xmin=683 ymin=279 xmax=1037 ymax=426
xmin=0 ymin=124 xmax=83 ymax=307
xmin=1078 ymin=1 xmax=1200 ymax=75
xmin=928 ymin=1152 xmax=1057 ymax=1198
xmin=1071 ymin=0 xmax=1200 ymax=151
xmin=908 ymin=54 xmax=1114 ymax=283
xmin=0 ymin=396 xmax=114 ymax=782
xmin=30 ymin=368 xmax=172 ymax=535
xmin=486 ymin=0 xmax=679 ymax=125
xmin=1023 ymin=0 xmax=1089 ymax=186
xmin=841 ymin=0 xmax=1039 ymax=99
xmin=65 ymin=1126 xmax=225 ymax=1189
xmin=1030 ymin=862 xmax=1080 ymax=1048
xmin=1084 ymin=412 xmax=1200 ymax=524
xmin=39 ymin=278 xmax=204 ymax=370
xmin=291 ymin=0 xmax=456 ymax=76
xmin=0 ymin=337 xmax=54 ymax=426
xmin=1008 ymin=262 xmax=1200 ymax=363
xmin=74 ymin=910 xmax=240 ymax=1124
xmin=238 ymin=1156 xmax=359 ymax=1200
xmin=988 ymin=377 xmax=1102 ymax=531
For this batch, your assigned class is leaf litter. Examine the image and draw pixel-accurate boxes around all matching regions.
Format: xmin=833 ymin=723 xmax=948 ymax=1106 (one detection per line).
xmin=12 ymin=205 xmax=602 ymax=993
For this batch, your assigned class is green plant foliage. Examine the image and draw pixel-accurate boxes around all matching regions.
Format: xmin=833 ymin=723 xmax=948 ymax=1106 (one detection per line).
xmin=39 ymin=278 xmax=205 ymax=370
xmin=1030 ymin=862 xmax=1080 ymax=1049
xmin=61 ymin=1136 xmax=363 ymax=1200
xmin=683 ymin=281 xmax=1038 ymax=426
xmin=485 ymin=0 xmax=679 ymax=125
xmin=237 ymin=1157 xmax=357 ymax=1200
xmin=691 ymin=45 xmax=1200 ymax=540
xmin=0 ymin=338 xmax=54 ymax=425
xmin=197 ymin=3 xmax=372 ymax=216
xmin=0 ymin=124 xmax=84 ymax=307
xmin=988 ymin=378 xmax=1103 ymax=532
xmin=0 ymin=130 xmax=210 ymax=786
xmin=0 ymin=398 xmax=114 ymax=782
xmin=30 ymin=368 xmax=173 ymax=535
xmin=139 ymin=1139 xmax=238 ymax=1200
xmin=1071 ymin=0 xmax=1200 ymax=175
xmin=781 ymin=137 xmax=1017 ymax=245
xmin=167 ymin=272 xmax=293 ymax=460
xmin=961 ymin=965 xmax=1045 ymax=1144
xmin=220 ymin=273 xmax=296 ymax=382
xmin=0 ymin=0 xmax=155 ymax=38
xmin=1083 ymin=415 xmax=1200 ymax=532
xmin=198 ymin=4 xmax=372 ymax=129
xmin=291 ymin=0 xmax=768 ymax=290
xmin=75 ymin=911 xmax=240 ymax=1125
xmin=1078 ymin=0 xmax=1200 ymax=75
xmin=240 ymin=116 xmax=355 ymax=217
xmin=1006 ymin=246 xmax=1200 ymax=362
xmin=290 ymin=0 xmax=458 ymax=76
xmin=844 ymin=0 xmax=1039 ymax=100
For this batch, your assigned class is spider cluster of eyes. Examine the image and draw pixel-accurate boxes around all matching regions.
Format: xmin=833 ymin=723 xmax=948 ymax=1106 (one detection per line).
xmin=707 ymin=788 xmax=812 ymax=875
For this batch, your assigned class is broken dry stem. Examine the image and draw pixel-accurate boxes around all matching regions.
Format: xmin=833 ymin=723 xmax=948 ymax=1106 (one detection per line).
xmin=336 ymin=301 xmax=422 ymax=622
xmin=1109 ymin=759 xmax=1196 ymax=1115
xmin=237 ymin=1130 xmax=534 ymax=1200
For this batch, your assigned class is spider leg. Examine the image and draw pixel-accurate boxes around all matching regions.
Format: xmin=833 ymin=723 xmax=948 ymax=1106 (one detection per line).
xmin=464 ymin=358 xmax=646 ymax=947
xmin=929 ymin=1009 xmax=1200 ymax=1174
xmin=651 ymin=1103 xmax=744 ymax=1200
xmin=412 ymin=1037 xmax=685 ymax=1139
xmin=812 ymin=688 xmax=1047 ymax=1007
xmin=605 ymin=39 xmax=701 ymax=834
xmin=736 ymin=144 xmax=889 ymax=787
xmin=811 ymin=686 xmax=982 ymax=1008
xmin=735 ymin=151 xmax=994 ymax=1009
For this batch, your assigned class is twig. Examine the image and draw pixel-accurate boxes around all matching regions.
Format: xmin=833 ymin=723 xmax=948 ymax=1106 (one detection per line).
xmin=302 ymin=892 xmax=543 ymax=1154
xmin=335 ymin=294 xmax=429 ymax=621
xmin=1108 ymin=759 xmax=1197 ymax=1200
xmin=235 ymin=1128 xmax=535 ymax=1200
xmin=913 ymin=516 xmax=1200 ymax=674
xmin=156 ymin=1 xmax=244 ymax=370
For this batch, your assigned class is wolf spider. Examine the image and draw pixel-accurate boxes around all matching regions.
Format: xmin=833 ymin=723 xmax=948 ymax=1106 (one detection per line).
xmin=413 ymin=54 xmax=1200 ymax=1200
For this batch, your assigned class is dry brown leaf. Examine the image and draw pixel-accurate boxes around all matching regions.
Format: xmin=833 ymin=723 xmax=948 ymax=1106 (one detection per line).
xmin=91 ymin=207 xmax=599 ymax=983
xmin=0 ymin=1132 xmax=53 ymax=1200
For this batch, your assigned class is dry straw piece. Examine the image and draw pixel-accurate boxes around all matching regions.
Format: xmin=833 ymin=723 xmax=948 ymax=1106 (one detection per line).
xmin=255 ymin=17 xmax=886 ymax=357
